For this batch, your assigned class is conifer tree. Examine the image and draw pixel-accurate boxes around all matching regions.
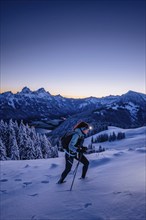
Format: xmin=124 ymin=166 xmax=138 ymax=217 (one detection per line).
xmin=25 ymin=137 xmax=35 ymax=160
xmin=51 ymin=145 xmax=58 ymax=158
xmin=0 ymin=120 xmax=5 ymax=143
xmin=40 ymin=135 xmax=50 ymax=158
xmin=0 ymin=138 xmax=7 ymax=160
xmin=0 ymin=119 xmax=58 ymax=160
xmin=112 ymin=132 xmax=116 ymax=141
xmin=13 ymin=120 xmax=19 ymax=141
xmin=9 ymin=123 xmax=20 ymax=160
xmin=10 ymin=136 xmax=20 ymax=160
xmin=34 ymin=134 xmax=43 ymax=159
xmin=18 ymin=121 xmax=28 ymax=159
xmin=48 ymin=138 xmax=58 ymax=158
xmin=7 ymin=119 xmax=15 ymax=157
xmin=0 ymin=120 xmax=9 ymax=154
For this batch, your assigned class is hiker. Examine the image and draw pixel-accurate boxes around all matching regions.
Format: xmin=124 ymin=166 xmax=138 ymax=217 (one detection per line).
xmin=58 ymin=121 xmax=90 ymax=184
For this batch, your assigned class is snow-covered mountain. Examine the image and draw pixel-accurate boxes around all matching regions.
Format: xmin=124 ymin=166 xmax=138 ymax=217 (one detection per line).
xmin=0 ymin=87 xmax=146 ymax=131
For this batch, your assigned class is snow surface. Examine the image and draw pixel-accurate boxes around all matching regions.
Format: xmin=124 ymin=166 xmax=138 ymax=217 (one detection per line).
xmin=84 ymin=126 xmax=146 ymax=150
xmin=0 ymin=127 xmax=146 ymax=220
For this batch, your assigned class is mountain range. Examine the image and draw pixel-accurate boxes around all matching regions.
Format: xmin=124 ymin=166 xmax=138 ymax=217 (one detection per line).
xmin=0 ymin=87 xmax=146 ymax=141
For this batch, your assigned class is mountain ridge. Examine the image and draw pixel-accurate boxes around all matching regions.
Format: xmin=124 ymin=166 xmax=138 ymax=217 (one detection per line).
xmin=0 ymin=87 xmax=146 ymax=137
xmin=1 ymin=86 xmax=144 ymax=99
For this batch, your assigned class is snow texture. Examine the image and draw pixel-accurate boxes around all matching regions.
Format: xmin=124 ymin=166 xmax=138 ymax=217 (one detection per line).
xmin=0 ymin=126 xmax=146 ymax=220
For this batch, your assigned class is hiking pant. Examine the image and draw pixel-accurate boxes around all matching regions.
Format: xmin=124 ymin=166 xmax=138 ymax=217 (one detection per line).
xmin=60 ymin=153 xmax=89 ymax=181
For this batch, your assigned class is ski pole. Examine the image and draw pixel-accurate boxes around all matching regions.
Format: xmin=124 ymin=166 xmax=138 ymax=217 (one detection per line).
xmin=70 ymin=152 xmax=82 ymax=191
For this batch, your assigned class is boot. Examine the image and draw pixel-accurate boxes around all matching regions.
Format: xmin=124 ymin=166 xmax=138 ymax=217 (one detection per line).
xmin=57 ymin=178 xmax=66 ymax=184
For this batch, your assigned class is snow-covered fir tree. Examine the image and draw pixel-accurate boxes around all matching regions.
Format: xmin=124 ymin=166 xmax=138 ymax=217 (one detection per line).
xmin=34 ymin=133 xmax=43 ymax=159
xmin=24 ymin=137 xmax=36 ymax=160
xmin=13 ymin=121 xmax=19 ymax=144
xmin=0 ymin=120 xmax=6 ymax=143
xmin=9 ymin=124 xmax=20 ymax=160
xmin=18 ymin=121 xmax=28 ymax=159
xmin=0 ymin=119 xmax=58 ymax=160
xmin=50 ymin=144 xmax=58 ymax=158
xmin=0 ymin=138 xmax=7 ymax=160
xmin=7 ymin=119 xmax=16 ymax=157
xmin=0 ymin=120 xmax=9 ymax=155
xmin=40 ymin=134 xmax=51 ymax=159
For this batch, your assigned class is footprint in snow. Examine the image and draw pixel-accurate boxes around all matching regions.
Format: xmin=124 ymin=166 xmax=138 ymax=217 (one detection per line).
xmin=84 ymin=203 xmax=92 ymax=208
xmin=15 ymin=179 xmax=22 ymax=182
xmin=41 ymin=180 xmax=49 ymax=184
xmin=0 ymin=190 xmax=7 ymax=194
xmin=113 ymin=152 xmax=124 ymax=157
xmin=113 ymin=191 xmax=122 ymax=194
xmin=24 ymin=164 xmax=30 ymax=168
xmin=31 ymin=215 xmax=37 ymax=220
xmin=0 ymin=179 xmax=8 ymax=182
xmin=23 ymin=182 xmax=32 ymax=187
xmin=50 ymin=163 xmax=58 ymax=169
xmin=28 ymin=193 xmax=38 ymax=197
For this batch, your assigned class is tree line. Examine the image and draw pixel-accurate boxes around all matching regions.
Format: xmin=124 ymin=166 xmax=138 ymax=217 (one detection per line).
xmin=0 ymin=119 xmax=58 ymax=161
xmin=91 ymin=131 xmax=125 ymax=143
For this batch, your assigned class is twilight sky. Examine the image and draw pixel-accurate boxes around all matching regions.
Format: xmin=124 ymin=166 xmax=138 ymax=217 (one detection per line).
xmin=1 ymin=0 xmax=145 ymax=98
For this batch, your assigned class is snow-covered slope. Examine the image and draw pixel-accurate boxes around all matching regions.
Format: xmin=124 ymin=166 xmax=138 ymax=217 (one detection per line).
xmin=0 ymin=127 xmax=145 ymax=220
xmin=84 ymin=126 xmax=146 ymax=150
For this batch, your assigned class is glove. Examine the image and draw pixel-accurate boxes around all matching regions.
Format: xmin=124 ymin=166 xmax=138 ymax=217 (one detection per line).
xmin=82 ymin=146 xmax=88 ymax=152
xmin=77 ymin=146 xmax=87 ymax=153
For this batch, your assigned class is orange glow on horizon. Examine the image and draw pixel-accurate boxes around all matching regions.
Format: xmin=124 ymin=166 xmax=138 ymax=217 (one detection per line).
xmin=0 ymin=87 xmax=97 ymax=98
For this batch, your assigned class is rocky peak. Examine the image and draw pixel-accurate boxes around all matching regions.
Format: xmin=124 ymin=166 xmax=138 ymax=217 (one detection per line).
xmin=20 ymin=87 xmax=32 ymax=94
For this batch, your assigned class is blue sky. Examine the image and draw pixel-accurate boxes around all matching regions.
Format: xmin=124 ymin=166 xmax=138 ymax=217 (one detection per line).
xmin=1 ymin=0 xmax=145 ymax=98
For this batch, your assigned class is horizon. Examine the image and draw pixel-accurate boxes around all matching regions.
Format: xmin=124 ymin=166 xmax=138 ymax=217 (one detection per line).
xmin=1 ymin=0 xmax=145 ymax=98
xmin=0 ymin=86 xmax=145 ymax=99
xmin=1 ymin=86 xmax=145 ymax=99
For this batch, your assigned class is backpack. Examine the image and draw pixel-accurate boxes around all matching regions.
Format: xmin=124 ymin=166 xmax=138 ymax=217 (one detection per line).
xmin=61 ymin=132 xmax=74 ymax=150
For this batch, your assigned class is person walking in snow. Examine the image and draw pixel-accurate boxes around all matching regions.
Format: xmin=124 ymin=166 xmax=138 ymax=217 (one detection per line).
xmin=58 ymin=121 xmax=90 ymax=184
